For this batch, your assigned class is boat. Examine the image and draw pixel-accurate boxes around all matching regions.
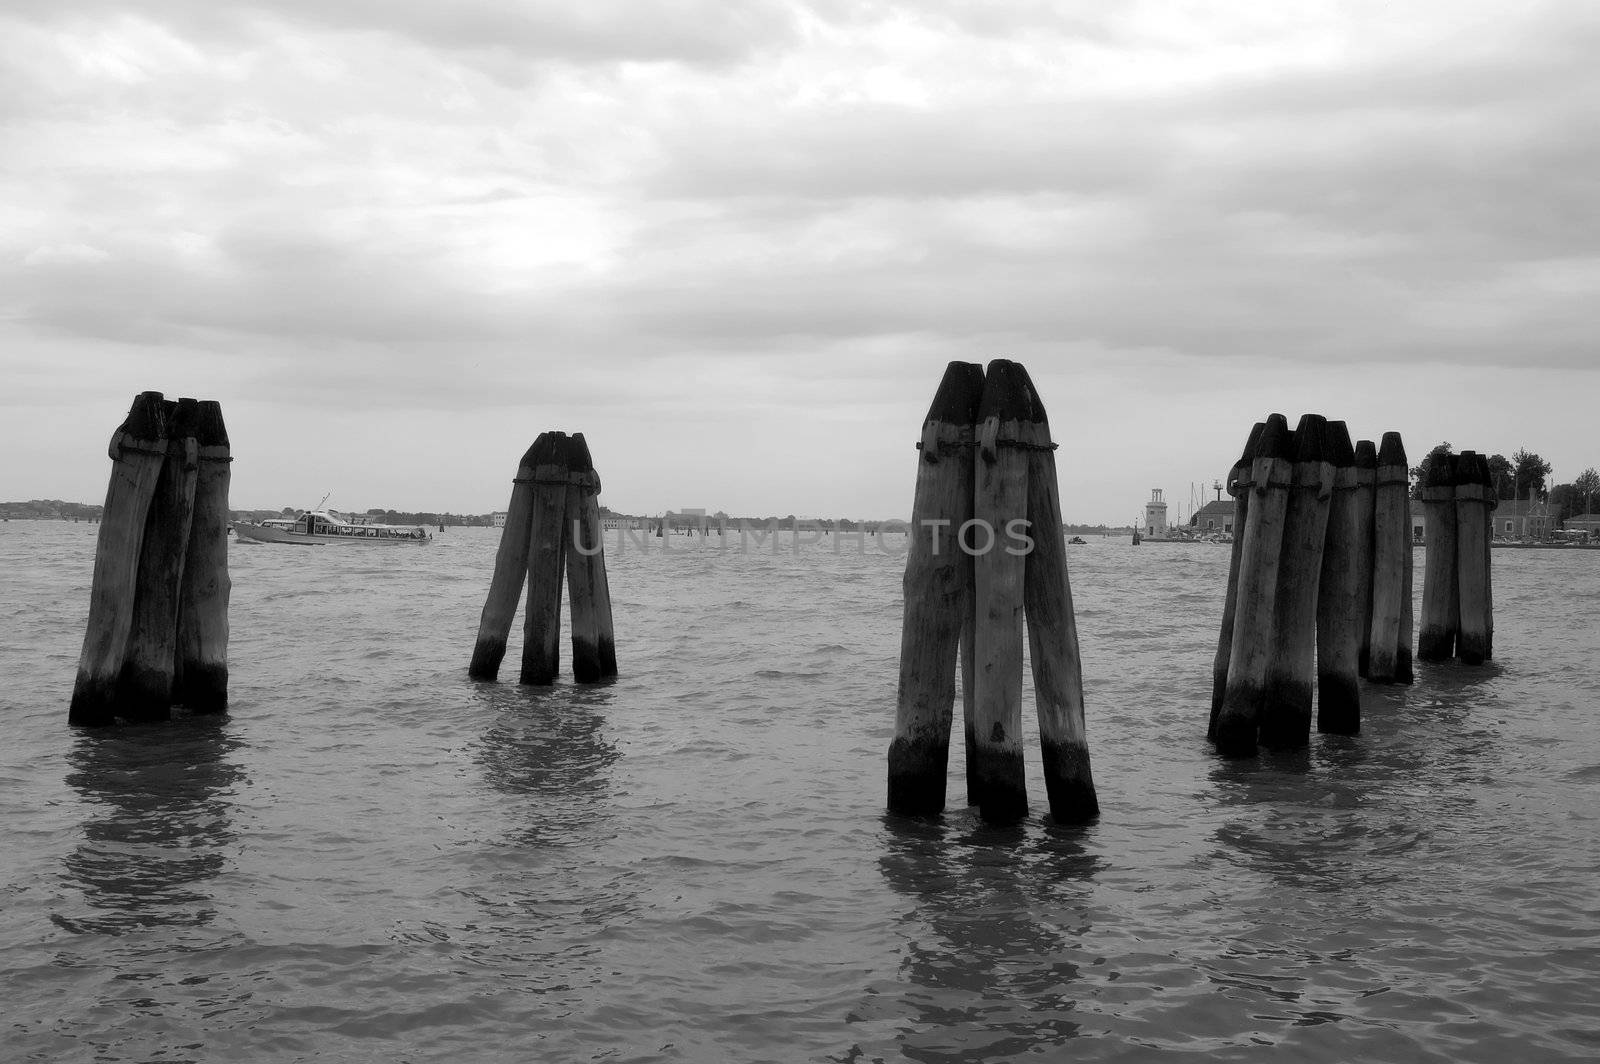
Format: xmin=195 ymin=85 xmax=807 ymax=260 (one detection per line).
xmin=233 ymin=509 xmax=432 ymax=545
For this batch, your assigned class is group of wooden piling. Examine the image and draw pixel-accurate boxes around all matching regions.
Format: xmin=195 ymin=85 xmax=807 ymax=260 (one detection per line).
xmin=70 ymin=392 xmax=231 ymax=726
xmin=1418 ymin=451 xmax=1496 ymax=665
xmin=887 ymin=360 xmax=1098 ymax=826
xmin=469 ymin=432 xmax=617 ymax=685
xmin=1209 ymin=415 xmax=1413 ymax=756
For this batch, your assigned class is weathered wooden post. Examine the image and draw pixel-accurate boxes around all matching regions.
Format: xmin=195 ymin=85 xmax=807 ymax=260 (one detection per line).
xmin=1315 ymin=422 xmax=1362 ymax=734
xmin=1367 ymin=432 xmax=1413 ymax=683
xmin=1212 ymin=413 xmax=1292 ymax=757
xmin=1260 ymin=415 xmax=1332 ymax=750
xmin=472 ymin=431 xmax=620 ymax=685
xmin=1482 ymin=469 xmax=1495 ymax=660
xmin=959 ymin=615 xmax=977 ymax=807
xmin=1399 ymin=498 xmax=1416 ymax=684
xmin=968 ymin=360 xmax=1033 ymax=823
xmin=173 ymin=400 xmax=231 ymax=713
xmin=1353 ymin=440 xmax=1377 ymax=677
xmin=1417 ymin=452 xmax=1459 ymax=662
xmin=891 ymin=361 xmax=1100 ymax=822
xmin=564 ymin=433 xmax=618 ymax=682
xmin=70 ymin=393 xmax=172 ymax=726
xmin=71 ymin=393 xmax=232 ymax=725
xmin=117 ymin=397 xmax=200 ymax=722
xmin=1454 ymin=451 xmax=1494 ymax=665
xmin=521 ymin=433 xmax=572 ymax=686
xmin=1016 ymin=366 xmax=1098 ymax=824
xmin=887 ymin=362 xmax=983 ymax=816
xmin=1209 ymin=422 xmax=1265 ymax=740
xmin=470 ymin=435 xmax=545 ymax=680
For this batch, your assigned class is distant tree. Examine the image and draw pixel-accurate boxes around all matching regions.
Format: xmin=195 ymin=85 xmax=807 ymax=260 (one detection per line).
xmin=1409 ymin=441 xmax=1453 ymax=498
xmin=1512 ymin=448 xmax=1553 ymax=500
xmin=1551 ymin=483 xmax=1579 ymax=522
xmin=1575 ymin=467 xmax=1600 ymax=516
xmin=1485 ymin=454 xmax=1515 ymax=500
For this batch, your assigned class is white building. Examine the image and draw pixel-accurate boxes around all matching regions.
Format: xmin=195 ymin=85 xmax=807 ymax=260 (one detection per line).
xmin=1143 ymin=489 xmax=1169 ymax=537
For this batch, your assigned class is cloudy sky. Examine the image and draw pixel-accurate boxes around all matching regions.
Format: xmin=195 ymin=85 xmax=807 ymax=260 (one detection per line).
xmin=4 ymin=1 xmax=1597 ymax=523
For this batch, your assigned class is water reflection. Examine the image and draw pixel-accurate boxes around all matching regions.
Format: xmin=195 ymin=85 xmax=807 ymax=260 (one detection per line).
xmin=470 ymin=683 xmax=621 ymax=849
xmin=1206 ymin=754 xmax=1376 ymax=893
xmin=1209 ymin=656 xmax=1508 ymax=897
xmin=865 ymin=816 xmax=1103 ymax=1061
xmin=463 ymin=684 xmax=629 ymax=996
xmin=1199 ymin=688 xmax=1500 ymax=1035
xmin=55 ymin=716 xmax=243 ymax=934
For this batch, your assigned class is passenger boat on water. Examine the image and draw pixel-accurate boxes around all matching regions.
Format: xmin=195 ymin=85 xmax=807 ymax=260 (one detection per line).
xmin=233 ymin=510 xmax=432 ymax=545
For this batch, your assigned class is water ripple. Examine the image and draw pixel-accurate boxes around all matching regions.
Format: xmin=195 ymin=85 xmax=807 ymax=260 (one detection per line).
xmin=1 ymin=526 xmax=1597 ymax=1061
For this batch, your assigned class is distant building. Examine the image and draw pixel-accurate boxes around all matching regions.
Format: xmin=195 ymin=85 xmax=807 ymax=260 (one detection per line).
xmin=490 ymin=511 xmax=508 ymax=528
xmin=1413 ymin=497 xmax=1557 ymax=541
xmin=1190 ymin=497 xmax=1426 ymax=541
xmin=1565 ymin=512 xmax=1600 ymax=535
xmin=1192 ymin=499 xmax=1235 ymax=534
xmin=1143 ymin=489 xmax=1169 ymax=537
xmin=1494 ymin=498 xmax=1557 ymax=540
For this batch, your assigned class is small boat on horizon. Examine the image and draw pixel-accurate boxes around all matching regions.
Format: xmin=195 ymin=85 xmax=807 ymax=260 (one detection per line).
xmin=233 ymin=509 xmax=432 ymax=545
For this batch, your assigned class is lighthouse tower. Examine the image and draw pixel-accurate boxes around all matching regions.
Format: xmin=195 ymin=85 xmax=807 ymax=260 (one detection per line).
xmin=1144 ymin=489 xmax=1169 ymax=537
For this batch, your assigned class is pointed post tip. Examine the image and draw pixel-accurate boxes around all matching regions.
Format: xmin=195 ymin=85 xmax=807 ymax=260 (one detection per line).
xmin=1255 ymin=413 xmax=1293 ymax=461
xmin=976 ymin=359 xmax=1033 ymax=421
xmin=1325 ymin=421 xmax=1355 ymax=467
xmin=924 ymin=361 xmax=986 ymax=426
xmin=1377 ymin=431 xmax=1407 ymax=467
xmin=1292 ymin=414 xmax=1329 ymax=462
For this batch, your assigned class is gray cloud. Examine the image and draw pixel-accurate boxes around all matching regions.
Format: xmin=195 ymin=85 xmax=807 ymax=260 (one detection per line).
xmin=3 ymin=0 xmax=799 ymax=66
xmin=4 ymin=0 xmax=1598 ymax=454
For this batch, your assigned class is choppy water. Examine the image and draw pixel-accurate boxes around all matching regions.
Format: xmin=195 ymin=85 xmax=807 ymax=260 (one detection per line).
xmin=3 ymin=521 xmax=1598 ymax=1062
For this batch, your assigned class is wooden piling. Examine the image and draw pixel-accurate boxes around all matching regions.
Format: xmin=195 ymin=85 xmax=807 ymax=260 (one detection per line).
xmin=174 ymin=400 xmax=231 ymax=713
xmin=1353 ymin=440 xmax=1377 ymax=677
xmin=116 ymin=398 xmax=200 ymax=722
xmin=1399 ymin=502 xmax=1416 ymax=685
xmin=1416 ymin=452 xmax=1459 ymax=662
xmin=69 ymin=393 xmax=172 ymax=726
xmin=520 ymin=433 xmax=572 ymax=686
xmin=1367 ymin=432 xmax=1412 ymax=683
xmin=1261 ymin=415 xmax=1332 ymax=750
xmin=959 ymin=613 xmax=977 ymax=807
xmin=1482 ymin=479 xmax=1495 ymax=660
xmin=1455 ymin=451 xmax=1493 ymax=665
xmin=564 ymin=433 xmax=617 ymax=682
xmin=888 ymin=362 xmax=984 ymax=816
xmin=469 ymin=436 xmax=545 ymax=680
xmin=1209 ymin=422 xmax=1265 ymax=740
xmin=1212 ymin=413 xmax=1293 ymax=757
xmin=1315 ymin=422 xmax=1362 ymax=734
xmin=1016 ymin=366 xmax=1098 ymax=824
xmin=588 ymin=471 xmax=619 ymax=680
xmin=969 ymin=360 xmax=1032 ymax=823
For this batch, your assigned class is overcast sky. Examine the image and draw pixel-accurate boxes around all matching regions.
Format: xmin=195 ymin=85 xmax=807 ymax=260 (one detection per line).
xmin=3 ymin=1 xmax=1597 ymax=523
